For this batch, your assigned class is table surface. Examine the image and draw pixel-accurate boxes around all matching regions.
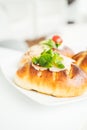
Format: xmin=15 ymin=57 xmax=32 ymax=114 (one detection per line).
xmin=0 ymin=47 xmax=87 ymax=130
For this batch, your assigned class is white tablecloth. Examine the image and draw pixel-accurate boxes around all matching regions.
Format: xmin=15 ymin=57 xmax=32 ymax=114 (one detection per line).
xmin=0 ymin=47 xmax=87 ymax=130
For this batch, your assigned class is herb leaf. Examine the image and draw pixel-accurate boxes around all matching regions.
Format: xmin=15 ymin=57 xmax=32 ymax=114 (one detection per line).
xmin=41 ymin=39 xmax=56 ymax=48
xmin=38 ymin=49 xmax=53 ymax=68
xmin=55 ymin=61 xmax=65 ymax=69
xmin=32 ymin=57 xmax=39 ymax=64
xmin=32 ymin=49 xmax=65 ymax=69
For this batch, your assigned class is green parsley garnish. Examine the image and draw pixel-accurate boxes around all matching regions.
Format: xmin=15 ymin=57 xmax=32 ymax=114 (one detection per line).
xmin=40 ymin=39 xmax=56 ymax=49
xmin=32 ymin=49 xmax=65 ymax=69
xmin=40 ymin=38 xmax=62 ymax=49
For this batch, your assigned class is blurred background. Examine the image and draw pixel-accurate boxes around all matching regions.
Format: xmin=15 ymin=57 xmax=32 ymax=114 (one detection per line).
xmin=0 ymin=0 xmax=87 ymax=51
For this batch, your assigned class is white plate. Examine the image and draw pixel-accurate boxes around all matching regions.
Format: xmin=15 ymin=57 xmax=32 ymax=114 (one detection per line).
xmin=0 ymin=48 xmax=87 ymax=106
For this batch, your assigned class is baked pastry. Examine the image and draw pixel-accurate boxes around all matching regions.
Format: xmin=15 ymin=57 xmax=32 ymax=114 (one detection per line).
xmin=14 ymin=35 xmax=87 ymax=97
xmin=72 ymin=51 xmax=87 ymax=74
xmin=14 ymin=62 xmax=87 ymax=97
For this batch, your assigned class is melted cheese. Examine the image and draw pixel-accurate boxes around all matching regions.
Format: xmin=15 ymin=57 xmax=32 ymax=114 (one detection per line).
xmin=30 ymin=45 xmax=74 ymax=72
xmin=29 ymin=45 xmax=44 ymax=58
xmin=32 ymin=63 xmax=47 ymax=71
xmin=32 ymin=55 xmax=74 ymax=72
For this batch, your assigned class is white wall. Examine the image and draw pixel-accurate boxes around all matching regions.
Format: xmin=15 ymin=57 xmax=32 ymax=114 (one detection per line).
xmin=0 ymin=0 xmax=67 ymax=40
xmin=0 ymin=0 xmax=87 ymax=41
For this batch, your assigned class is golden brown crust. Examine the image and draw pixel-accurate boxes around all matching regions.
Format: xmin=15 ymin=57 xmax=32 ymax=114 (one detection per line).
xmin=14 ymin=63 xmax=87 ymax=97
xmin=73 ymin=51 xmax=87 ymax=74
